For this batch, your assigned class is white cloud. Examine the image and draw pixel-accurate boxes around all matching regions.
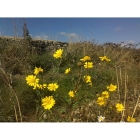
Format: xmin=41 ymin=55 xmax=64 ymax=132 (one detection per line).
xmin=67 ymin=33 xmax=78 ymax=38
xmin=59 ymin=32 xmax=67 ymax=35
xmin=122 ymin=40 xmax=134 ymax=44
xmin=59 ymin=32 xmax=80 ymax=42
xmin=34 ymin=35 xmax=48 ymax=40
xmin=121 ymin=40 xmax=135 ymax=47
xmin=114 ymin=27 xmax=122 ymax=31
xmin=127 ymin=40 xmax=134 ymax=44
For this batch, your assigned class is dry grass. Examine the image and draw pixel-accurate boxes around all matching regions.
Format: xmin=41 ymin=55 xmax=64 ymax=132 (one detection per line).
xmin=1 ymin=38 xmax=140 ymax=122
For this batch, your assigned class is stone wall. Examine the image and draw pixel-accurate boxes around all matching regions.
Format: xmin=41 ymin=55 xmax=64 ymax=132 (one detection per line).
xmin=30 ymin=39 xmax=68 ymax=53
xmin=0 ymin=36 xmax=69 ymax=53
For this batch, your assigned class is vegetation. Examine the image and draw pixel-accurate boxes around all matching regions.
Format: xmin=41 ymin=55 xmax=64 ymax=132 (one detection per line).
xmin=0 ymin=38 xmax=140 ymax=122
xmin=22 ymin=23 xmax=32 ymax=43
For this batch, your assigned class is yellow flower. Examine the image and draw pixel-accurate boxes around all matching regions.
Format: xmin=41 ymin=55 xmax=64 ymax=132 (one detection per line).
xmin=107 ymin=84 xmax=117 ymax=92
xmin=84 ymin=75 xmax=92 ymax=83
xmin=53 ymin=49 xmax=63 ymax=58
xmin=116 ymin=103 xmax=124 ymax=112
xmin=127 ymin=116 xmax=136 ymax=122
xmin=34 ymin=67 xmax=43 ymax=75
xmin=97 ymin=97 xmax=106 ymax=106
xmin=101 ymin=91 xmax=109 ymax=99
xmin=99 ymin=56 xmax=111 ymax=62
xmin=36 ymin=84 xmax=43 ymax=89
xmin=42 ymin=96 xmax=55 ymax=110
xmin=33 ymin=83 xmax=38 ymax=90
xmin=26 ymin=75 xmax=39 ymax=87
xmin=47 ymin=83 xmax=59 ymax=91
xmin=80 ymin=56 xmax=91 ymax=62
xmin=68 ymin=90 xmax=75 ymax=97
xmin=84 ymin=62 xmax=93 ymax=68
xmin=65 ymin=68 xmax=70 ymax=74
xmin=43 ymin=84 xmax=47 ymax=88
xmin=83 ymin=75 xmax=92 ymax=86
xmin=36 ymin=83 xmax=47 ymax=90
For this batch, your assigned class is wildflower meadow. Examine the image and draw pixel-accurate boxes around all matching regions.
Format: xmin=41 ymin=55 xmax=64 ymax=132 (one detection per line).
xmin=0 ymin=39 xmax=140 ymax=122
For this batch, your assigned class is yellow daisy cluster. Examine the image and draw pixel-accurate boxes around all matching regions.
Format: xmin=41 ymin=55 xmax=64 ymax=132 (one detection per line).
xmin=99 ymin=56 xmax=111 ymax=62
xmin=41 ymin=82 xmax=58 ymax=110
xmin=26 ymin=67 xmax=59 ymax=91
xmin=127 ymin=116 xmax=136 ymax=122
xmin=26 ymin=67 xmax=47 ymax=90
xmin=96 ymin=91 xmax=109 ymax=106
xmin=53 ymin=49 xmax=63 ymax=59
xmin=83 ymin=75 xmax=92 ymax=86
xmin=33 ymin=83 xmax=47 ymax=90
xmin=97 ymin=84 xmax=117 ymax=107
xmin=80 ymin=55 xmax=93 ymax=69
xmin=42 ymin=96 xmax=55 ymax=110
xmin=26 ymin=66 xmax=59 ymax=110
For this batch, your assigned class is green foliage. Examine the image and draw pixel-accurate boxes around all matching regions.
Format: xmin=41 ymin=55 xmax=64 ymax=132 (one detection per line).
xmin=27 ymin=55 xmax=56 ymax=76
xmin=1 ymin=41 xmax=140 ymax=122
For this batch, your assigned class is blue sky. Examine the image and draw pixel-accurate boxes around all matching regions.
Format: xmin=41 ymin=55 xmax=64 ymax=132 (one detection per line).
xmin=0 ymin=18 xmax=140 ymax=45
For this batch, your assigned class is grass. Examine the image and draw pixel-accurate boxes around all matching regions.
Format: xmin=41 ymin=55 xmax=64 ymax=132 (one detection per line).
xmin=0 ymin=38 xmax=140 ymax=122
